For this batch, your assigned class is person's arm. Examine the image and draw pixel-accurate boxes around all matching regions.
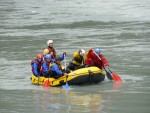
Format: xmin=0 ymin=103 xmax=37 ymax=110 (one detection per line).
xmin=52 ymin=64 xmax=64 ymax=75
xmin=33 ymin=63 xmax=40 ymax=77
xmin=60 ymin=52 xmax=66 ymax=61
xmin=100 ymin=54 xmax=109 ymax=67
xmin=42 ymin=62 xmax=49 ymax=75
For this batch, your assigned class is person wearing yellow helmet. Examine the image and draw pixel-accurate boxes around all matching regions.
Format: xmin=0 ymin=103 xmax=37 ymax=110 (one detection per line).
xmin=43 ymin=48 xmax=49 ymax=56
xmin=67 ymin=49 xmax=85 ymax=70
xmin=42 ymin=48 xmax=51 ymax=61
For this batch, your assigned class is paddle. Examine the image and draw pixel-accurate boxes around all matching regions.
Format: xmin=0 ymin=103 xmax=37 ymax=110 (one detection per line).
xmin=63 ymin=54 xmax=70 ymax=89
xmin=64 ymin=75 xmax=70 ymax=89
xmin=93 ymin=51 xmax=113 ymax=80
xmin=94 ymin=51 xmax=122 ymax=82
xmin=107 ymin=67 xmax=122 ymax=82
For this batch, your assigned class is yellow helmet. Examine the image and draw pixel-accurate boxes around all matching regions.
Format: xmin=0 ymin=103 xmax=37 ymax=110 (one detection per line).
xmin=43 ymin=49 xmax=49 ymax=55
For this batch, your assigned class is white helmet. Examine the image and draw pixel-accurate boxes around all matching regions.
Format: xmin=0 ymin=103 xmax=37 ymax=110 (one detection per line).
xmin=47 ymin=40 xmax=53 ymax=46
xmin=79 ymin=49 xmax=85 ymax=56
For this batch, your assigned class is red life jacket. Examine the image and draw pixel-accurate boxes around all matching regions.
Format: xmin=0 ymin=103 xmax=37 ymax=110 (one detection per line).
xmin=48 ymin=47 xmax=57 ymax=58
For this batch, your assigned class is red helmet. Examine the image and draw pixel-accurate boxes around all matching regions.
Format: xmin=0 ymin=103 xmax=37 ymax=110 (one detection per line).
xmin=36 ymin=54 xmax=43 ymax=59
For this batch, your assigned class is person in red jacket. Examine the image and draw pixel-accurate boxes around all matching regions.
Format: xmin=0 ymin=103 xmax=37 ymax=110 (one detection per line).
xmin=85 ymin=48 xmax=109 ymax=70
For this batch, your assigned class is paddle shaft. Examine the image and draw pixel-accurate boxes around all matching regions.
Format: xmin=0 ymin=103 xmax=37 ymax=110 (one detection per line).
xmin=93 ymin=51 xmax=105 ymax=67
xmin=64 ymin=54 xmax=69 ymax=83
xmin=107 ymin=67 xmax=112 ymax=73
xmin=64 ymin=54 xmax=66 ymax=71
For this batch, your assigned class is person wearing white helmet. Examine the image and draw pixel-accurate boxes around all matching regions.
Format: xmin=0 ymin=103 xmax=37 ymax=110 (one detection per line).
xmin=44 ymin=40 xmax=66 ymax=60
xmin=47 ymin=40 xmax=53 ymax=47
xmin=46 ymin=40 xmax=57 ymax=58
xmin=67 ymin=49 xmax=85 ymax=70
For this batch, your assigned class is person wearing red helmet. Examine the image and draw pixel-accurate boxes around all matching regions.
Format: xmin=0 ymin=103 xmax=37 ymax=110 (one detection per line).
xmin=31 ymin=54 xmax=43 ymax=77
xmin=85 ymin=48 xmax=109 ymax=70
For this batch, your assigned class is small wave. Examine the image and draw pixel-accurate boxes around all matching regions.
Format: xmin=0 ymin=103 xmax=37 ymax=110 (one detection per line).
xmin=15 ymin=20 xmax=141 ymax=30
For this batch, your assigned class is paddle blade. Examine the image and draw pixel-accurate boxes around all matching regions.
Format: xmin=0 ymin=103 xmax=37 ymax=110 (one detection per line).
xmin=106 ymin=71 xmax=113 ymax=80
xmin=112 ymin=72 xmax=122 ymax=82
xmin=62 ymin=82 xmax=70 ymax=89
xmin=43 ymin=79 xmax=50 ymax=87
xmin=65 ymin=82 xmax=70 ymax=89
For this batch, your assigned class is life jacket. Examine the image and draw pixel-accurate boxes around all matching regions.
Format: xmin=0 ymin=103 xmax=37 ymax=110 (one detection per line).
xmin=47 ymin=47 xmax=57 ymax=58
xmin=72 ymin=52 xmax=84 ymax=66
xmin=50 ymin=63 xmax=63 ymax=71
xmin=31 ymin=58 xmax=42 ymax=73
xmin=49 ymin=63 xmax=53 ymax=69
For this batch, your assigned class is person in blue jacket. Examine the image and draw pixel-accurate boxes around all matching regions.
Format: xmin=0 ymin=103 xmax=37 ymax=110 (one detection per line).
xmin=50 ymin=55 xmax=67 ymax=79
xmin=41 ymin=54 xmax=53 ymax=77
xmin=31 ymin=54 xmax=43 ymax=77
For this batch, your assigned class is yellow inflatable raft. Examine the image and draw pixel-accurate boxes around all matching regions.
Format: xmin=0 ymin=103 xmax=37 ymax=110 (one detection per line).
xmin=31 ymin=66 xmax=105 ymax=87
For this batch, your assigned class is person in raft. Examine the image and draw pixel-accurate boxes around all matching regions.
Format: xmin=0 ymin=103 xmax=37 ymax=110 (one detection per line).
xmin=43 ymin=48 xmax=49 ymax=58
xmin=41 ymin=54 xmax=53 ymax=77
xmin=85 ymin=48 xmax=109 ymax=70
xmin=31 ymin=54 xmax=43 ymax=77
xmin=42 ymin=48 xmax=54 ymax=63
xmin=45 ymin=40 xmax=66 ymax=59
xmin=50 ymin=55 xmax=67 ymax=79
xmin=67 ymin=49 xmax=85 ymax=70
